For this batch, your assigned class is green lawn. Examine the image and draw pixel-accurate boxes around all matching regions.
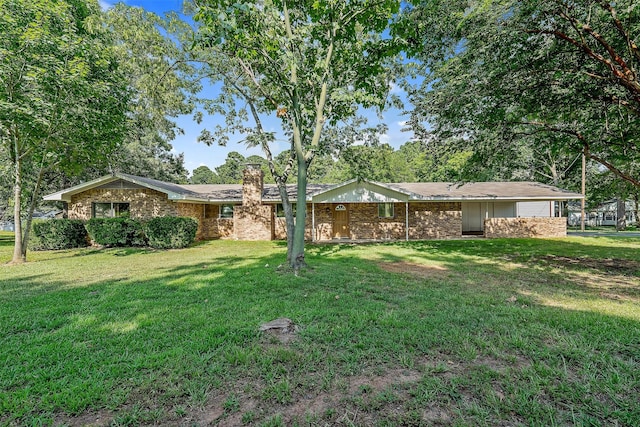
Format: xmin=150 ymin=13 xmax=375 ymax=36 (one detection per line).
xmin=1 ymin=232 xmax=639 ymax=426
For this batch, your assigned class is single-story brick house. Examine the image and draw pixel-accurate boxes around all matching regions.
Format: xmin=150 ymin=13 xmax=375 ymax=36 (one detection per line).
xmin=44 ymin=164 xmax=583 ymax=241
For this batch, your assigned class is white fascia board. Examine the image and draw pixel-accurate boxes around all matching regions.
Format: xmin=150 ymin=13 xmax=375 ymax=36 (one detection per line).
xmin=409 ymin=195 xmax=584 ymax=202
xmin=308 ymin=179 xmax=359 ymax=198
xmin=310 ymin=179 xmax=412 ymax=203
xmin=42 ymin=175 xmax=122 ymax=202
xmin=173 ymin=197 xmax=243 ymax=203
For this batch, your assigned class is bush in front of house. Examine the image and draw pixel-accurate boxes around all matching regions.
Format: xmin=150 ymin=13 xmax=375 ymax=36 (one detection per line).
xmin=29 ymin=219 xmax=89 ymax=250
xmin=143 ymin=216 xmax=198 ymax=249
xmin=86 ymin=217 xmax=146 ymax=247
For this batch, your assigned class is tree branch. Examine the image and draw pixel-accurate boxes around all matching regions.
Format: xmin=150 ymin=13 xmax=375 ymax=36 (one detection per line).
xmin=596 ymin=0 xmax=640 ymax=63
xmin=588 ymin=152 xmax=640 ymax=188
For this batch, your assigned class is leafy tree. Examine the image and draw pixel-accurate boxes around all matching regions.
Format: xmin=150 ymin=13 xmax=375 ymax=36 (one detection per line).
xmin=1 ymin=0 xmax=129 ymax=263
xmin=190 ymin=165 xmax=218 ymax=184
xmin=192 ymin=0 xmax=401 ymax=270
xmin=400 ymin=0 xmax=640 ymax=189
xmin=333 ymin=144 xmax=397 ymax=182
xmin=99 ymin=4 xmax=197 ymax=183
xmin=214 ymin=151 xmax=247 ymax=184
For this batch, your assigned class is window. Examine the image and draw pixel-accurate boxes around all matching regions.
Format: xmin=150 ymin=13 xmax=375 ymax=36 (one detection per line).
xmin=378 ymin=203 xmax=394 ymax=218
xmin=220 ymin=204 xmax=234 ymax=219
xmin=92 ymin=202 xmax=130 ymax=218
xmin=275 ymin=203 xmax=296 ymax=218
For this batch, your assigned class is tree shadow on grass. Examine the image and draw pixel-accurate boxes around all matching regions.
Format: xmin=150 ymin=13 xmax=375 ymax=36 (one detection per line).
xmin=1 ymin=239 xmax=639 ymax=426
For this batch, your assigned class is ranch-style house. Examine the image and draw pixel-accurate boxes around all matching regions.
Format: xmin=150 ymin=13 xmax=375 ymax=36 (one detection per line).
xmin=44 ymin=164 xmax=584 ymax=241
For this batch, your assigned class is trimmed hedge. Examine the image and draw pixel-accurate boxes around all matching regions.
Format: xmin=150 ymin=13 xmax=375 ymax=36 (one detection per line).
xmin=86 ymin=217 xmax=146 ymax=247
xmin=29 ymin=219 xmax=89 ymax=251
xmin=144 ymin=216 xmax=198 ymax=249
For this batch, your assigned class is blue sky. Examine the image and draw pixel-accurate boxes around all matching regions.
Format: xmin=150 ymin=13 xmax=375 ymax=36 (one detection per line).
xmin=100 ymin=1 xmax=413 ymax=175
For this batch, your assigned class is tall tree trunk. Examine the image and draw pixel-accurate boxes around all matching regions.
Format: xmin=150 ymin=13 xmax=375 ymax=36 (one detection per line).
xmin=291 ymin=157 xmax=308 ymax=272
xmin=21 ymin=166 xmax=45 ymax=258
xmin=11 ymin=155 xmax=24 ymax=264
xmin=276 ymin=184 xmax=295 ymax=262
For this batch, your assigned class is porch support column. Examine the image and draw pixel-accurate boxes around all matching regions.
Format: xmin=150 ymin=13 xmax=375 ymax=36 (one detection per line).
xmin=312 ymin=202 xmax=316 ymax=242
xmin=405 ymin=201 xmax=409 ymax=241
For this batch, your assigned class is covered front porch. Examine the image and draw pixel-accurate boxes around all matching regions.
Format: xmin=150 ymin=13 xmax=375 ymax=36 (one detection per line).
xmin=307 ymin=180 xmax=462 ymax=242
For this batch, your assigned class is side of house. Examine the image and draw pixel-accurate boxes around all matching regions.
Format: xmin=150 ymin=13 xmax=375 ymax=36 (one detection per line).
xmin=44 ymin=165 xmax=583 ymax=241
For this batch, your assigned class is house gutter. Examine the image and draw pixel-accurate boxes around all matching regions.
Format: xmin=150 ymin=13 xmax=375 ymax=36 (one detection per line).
xmin=409 ymin=196 xmax=584 ymax=202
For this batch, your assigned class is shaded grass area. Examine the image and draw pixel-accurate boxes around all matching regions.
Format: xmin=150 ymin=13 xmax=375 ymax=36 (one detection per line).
xmin=1 ymin=232 xmax=639 ymax=426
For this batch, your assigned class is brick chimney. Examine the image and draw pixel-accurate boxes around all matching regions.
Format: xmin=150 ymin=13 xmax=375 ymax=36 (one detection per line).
xmin=242 ymin=163 xmax=264 ymax=207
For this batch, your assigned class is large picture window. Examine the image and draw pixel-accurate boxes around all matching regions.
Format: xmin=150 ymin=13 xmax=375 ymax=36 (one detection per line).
xmin=378 ymin=203 xmax=394 ymax=218
xmin=219 ymin=204 xmax=235 ymax=219
xmin=92 ymin=202 xmax=130 ymax=218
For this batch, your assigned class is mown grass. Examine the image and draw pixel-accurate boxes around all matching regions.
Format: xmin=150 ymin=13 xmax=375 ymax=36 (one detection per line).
xmin=1 ymin=231 xmax=639 ymax=426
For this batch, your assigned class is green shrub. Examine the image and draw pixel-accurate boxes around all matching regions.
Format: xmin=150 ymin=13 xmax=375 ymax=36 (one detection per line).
xmin=86 ymin=217 xmax=146 ymax=247
xmin=29 ymin=219 xmax=89 ymax=251
xmin=143 ymin=217 xmax=198 ymax=249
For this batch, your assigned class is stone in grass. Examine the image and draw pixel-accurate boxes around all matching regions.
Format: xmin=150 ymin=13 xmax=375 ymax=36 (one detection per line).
xmin=259 ymin=318 xmax=299 ymax=343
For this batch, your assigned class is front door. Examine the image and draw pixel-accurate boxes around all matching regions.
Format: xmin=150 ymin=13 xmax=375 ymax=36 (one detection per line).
xmin=332 ymin=204 xmax=350 ymax=238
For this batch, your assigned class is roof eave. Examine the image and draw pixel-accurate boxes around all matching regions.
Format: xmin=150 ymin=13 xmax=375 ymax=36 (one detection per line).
xmin=408 ymin=195 xmax=584 ymax=201
xmin=42 ymin=175 xmax=122 ymax=202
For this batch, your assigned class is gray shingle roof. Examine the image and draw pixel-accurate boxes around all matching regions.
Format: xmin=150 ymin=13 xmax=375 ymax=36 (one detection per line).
xmin=390 ymin=181 xmax=582 ymax=200
xmin=43 ymin=173 xmax=583 ymax=203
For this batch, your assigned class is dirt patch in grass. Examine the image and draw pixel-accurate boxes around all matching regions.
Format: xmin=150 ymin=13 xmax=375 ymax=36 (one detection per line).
xmin=533 ymin=255 xmax=640 ymax=276
xmin=55 ymin=409 xmax=114 ymax=427
xmin=180 ymin=367 xmax=423 ymax=426
xmin=423 ymin=353 xmax=531 ymax=376
xmin=379 ymin=261 xmax=449 ymax=279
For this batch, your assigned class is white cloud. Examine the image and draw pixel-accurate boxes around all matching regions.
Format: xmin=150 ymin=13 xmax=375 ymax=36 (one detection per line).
xmin=388 ymin=82 xmax=404 ymax=94
xmin=378 ymin=133 xmax=390 ymax=145
xmin=99 ymin=0 xmax=114 ymax=11
xmin=397 ymin=120 xmax=408 ymax=127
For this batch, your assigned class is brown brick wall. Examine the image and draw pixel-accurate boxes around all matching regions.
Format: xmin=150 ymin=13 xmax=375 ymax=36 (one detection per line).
xmin=484 ymin=217 xmax=566 ymax=238
xmin=313 ymin=203 xmax=333 ymax=241
xmin=176 ymin=203 xmax=235 ymax=240
xmin=69 ymin=188 xmax=178 ymax=220
xmin=273 ymin=203 xmax=315 ymax=240
xmin=70 ymin=190 xmax=236 ymax=241
xmin=274 ymin=217 xmax=287 ymax=240
xmin=243 ymin=166 xmax=263 ymax=207
xmin=308 ymin=202 xmax=462 ymax=241
xmin=234 ymin=205 xmax=273 ymax=240
xmin=349 ymin=203 xmax=407 ymax=240
xmin=409 ymin=202 xmax=462 ymax=239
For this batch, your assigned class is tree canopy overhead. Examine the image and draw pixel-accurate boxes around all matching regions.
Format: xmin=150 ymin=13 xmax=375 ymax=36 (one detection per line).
xmin=192 ymin=0 xmax=402 ymax=269
xmin=400 ymin=0 xmax=640 ymax=188
xmin=99 ymin=4 xmax=199 ymax=183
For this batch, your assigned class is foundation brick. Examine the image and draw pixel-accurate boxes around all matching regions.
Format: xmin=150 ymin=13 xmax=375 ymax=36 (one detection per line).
xmin=484 ymin=217 xmax=566 ymax=238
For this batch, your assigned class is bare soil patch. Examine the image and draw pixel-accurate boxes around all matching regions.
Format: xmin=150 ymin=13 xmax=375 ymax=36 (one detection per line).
xmin=184 ymin=367 xmax=423 ymax=426
xmin=55 ymin=409 xmax=113 ymax=427
xmin=379 ymin=261 xmax=449 ymax=279
xmin=53 ymin=354 xmax=538 ymax=426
